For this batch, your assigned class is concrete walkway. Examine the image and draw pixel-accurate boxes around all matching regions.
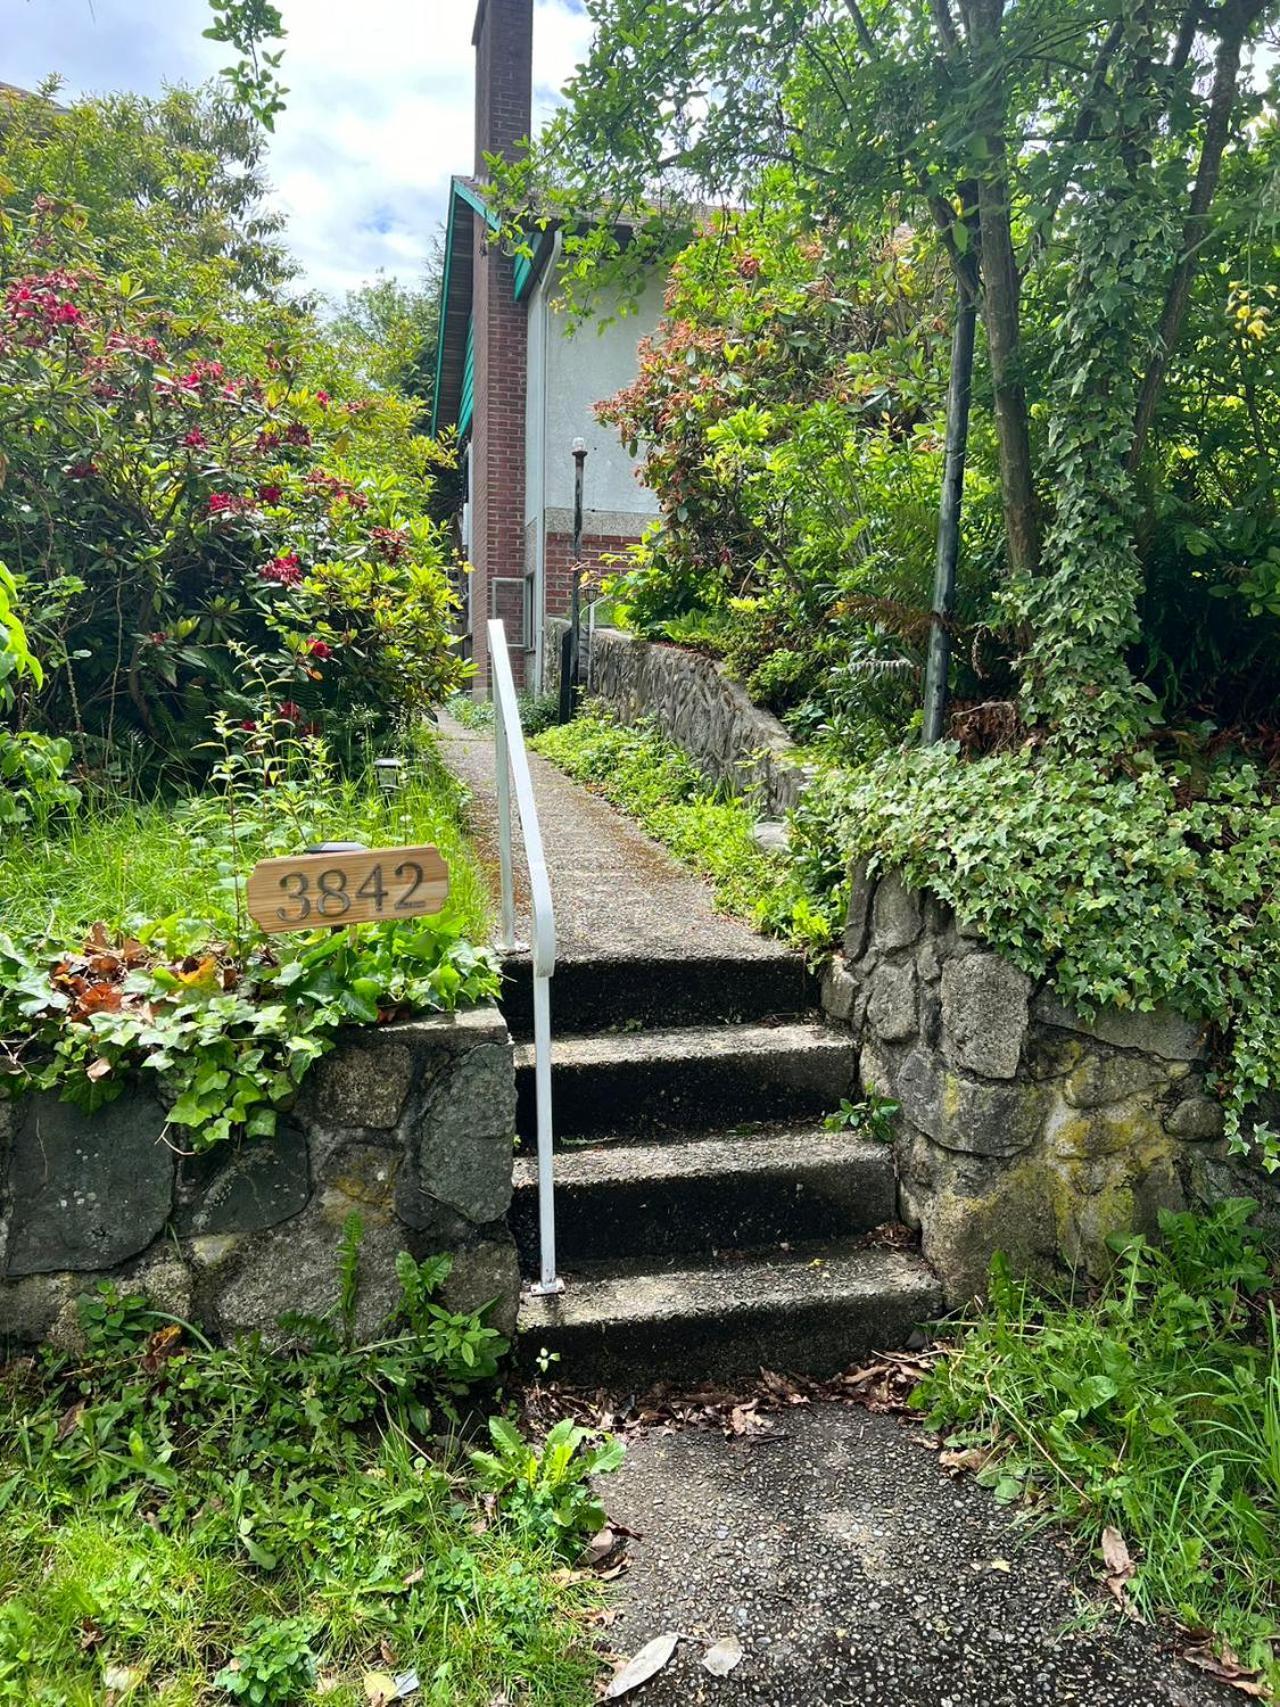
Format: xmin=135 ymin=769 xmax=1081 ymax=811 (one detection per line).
xmin=605 ymin=1404 xmax=1237 ymax=1707
xmin=436 ymin=711 xmax=794 ymax=970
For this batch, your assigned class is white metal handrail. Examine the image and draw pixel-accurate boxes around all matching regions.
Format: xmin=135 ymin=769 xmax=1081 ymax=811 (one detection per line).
xmin=488 ymin=618 xmax=562 ymax=1296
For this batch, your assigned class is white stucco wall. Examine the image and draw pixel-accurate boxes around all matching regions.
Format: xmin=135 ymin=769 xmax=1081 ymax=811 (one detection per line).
xmin=524 ymin=258 xmax=664 ymax=528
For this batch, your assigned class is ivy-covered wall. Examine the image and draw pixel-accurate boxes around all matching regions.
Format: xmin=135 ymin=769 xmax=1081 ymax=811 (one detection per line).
xmin=0 ymin=1008 xmax=520 ymax=1348
xmin=822 ymin=863 xmax=1276 ymax=1302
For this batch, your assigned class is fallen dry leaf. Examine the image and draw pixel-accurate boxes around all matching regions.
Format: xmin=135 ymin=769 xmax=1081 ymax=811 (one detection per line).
xmin=702 ymin=1635 xmax=744 ymax=1677
xmin=1182 ymin=1644 xmax=1270 ymax=1698
xmin=580 ymin=1527 xmax=616 ymax=1566
xmin=364 ymin=1673 xmax=397 ymax=1706
xmin=604 ymin=1632 xmax=680 ymax=1699
xmin=939 ymin=1445 xmax=995 ymax=1477
xmin=1100 ymin=1526 xmax=1135 ymax=1604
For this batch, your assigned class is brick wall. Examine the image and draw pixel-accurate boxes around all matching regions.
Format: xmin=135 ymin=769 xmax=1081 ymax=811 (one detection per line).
xmin=543 ymin=531 xmax=642 ymax=623
xmin=469 ymin=0 xmax=533 ymax=692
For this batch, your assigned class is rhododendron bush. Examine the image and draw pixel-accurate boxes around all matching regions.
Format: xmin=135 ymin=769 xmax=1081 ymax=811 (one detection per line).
xmin=0 ymin=185 xmax=465 ymax=783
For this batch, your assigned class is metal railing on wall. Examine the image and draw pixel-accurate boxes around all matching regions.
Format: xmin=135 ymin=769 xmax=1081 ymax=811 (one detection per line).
xmin=487 ymin=618 xmax=562 ymax=1296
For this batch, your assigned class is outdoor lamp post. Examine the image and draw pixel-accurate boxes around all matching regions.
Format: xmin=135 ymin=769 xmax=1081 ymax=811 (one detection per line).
xmin=559 ymin=438 xmax=589 ymax=723
xmin=374 ymin=756 xmax=404 ymax=796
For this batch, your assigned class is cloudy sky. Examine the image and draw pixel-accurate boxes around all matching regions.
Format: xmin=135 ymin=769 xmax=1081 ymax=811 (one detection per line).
xmin=7 ymin=0 xmax=594 ymax=300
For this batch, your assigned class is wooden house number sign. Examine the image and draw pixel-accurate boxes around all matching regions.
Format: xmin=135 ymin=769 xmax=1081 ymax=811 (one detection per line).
xmin=246 ymin=845 xmax=449 ymax=933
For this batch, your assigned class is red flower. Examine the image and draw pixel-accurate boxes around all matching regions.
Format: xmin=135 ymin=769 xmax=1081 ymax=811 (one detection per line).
xmin=255 ymin=429 xmax=281 ymax=452
xmin=67 ymin=460 xmax=97 ymax=480
xmin=207 ymin=491 xmax=238 ymax=514
xmin=149 ymin=631 xmax=169 ymax=645
xmin=305 ymin=637 xmax=332 ymax=659
xmin=275 ymin=701 xmax=303 ymax=723
xmin=284 ymin=423 xmax=311 ymax=446
xmin=182 ymin=428 xmax=207 ymax=449
xmin=240 ymin=718 xmax=258 ymax=731
xmin=257 ymin=484 xmax=283 ymax=505
xmin=315 ymin=390 xmax=330 ymax=407
xmin=260 ymin=552 xmax=303 ymax=586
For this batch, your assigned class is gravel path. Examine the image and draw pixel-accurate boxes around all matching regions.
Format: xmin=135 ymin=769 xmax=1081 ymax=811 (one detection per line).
xmin=603 ymin=1403 xmax=1237 ymax=1707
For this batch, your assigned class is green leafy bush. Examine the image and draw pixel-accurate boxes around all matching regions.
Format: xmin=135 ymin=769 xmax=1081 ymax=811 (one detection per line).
xmin=535 ymin=706 xmax=832 ymax=948
xmin=797 ymin=744 xmax=1280 ymax=1166
xmin=918 ymin=1200 xmax=1278 ymax=1687
xmin=0 ymin=726 xmax=498 ymax=1149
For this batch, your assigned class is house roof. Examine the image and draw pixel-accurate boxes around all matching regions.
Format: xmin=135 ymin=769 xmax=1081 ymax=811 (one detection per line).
xmin=431 ymin=176 xmax=559 ymax=437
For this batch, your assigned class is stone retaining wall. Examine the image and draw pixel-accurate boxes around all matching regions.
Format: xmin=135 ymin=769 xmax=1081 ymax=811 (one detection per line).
xmin=821 ymin=863 xmax=1270 ymax=1302
xmin=547 ymin=618 xmax=807 ymax=816
xmin=0 ymin=1007 xmax=520 ymax=1349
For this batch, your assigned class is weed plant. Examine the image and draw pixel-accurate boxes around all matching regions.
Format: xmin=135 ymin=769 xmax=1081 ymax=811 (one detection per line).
xmin=0 ymin=1221 xmax=613 ymax=1706
xmin=918 ymin=1199 xmax=1280 ymax=1687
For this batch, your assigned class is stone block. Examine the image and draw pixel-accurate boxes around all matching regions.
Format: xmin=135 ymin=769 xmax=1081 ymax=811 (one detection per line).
xmin=215 ymin=1192 xmax=407 ymax=1346
xmin=0 ymin=1271 xmax=76 ymax=1346
xmin=820 ymin=957 xmax=863 ymax=1027
xmin=870 ymin=874 xmax=923 ymax=951
xmin=305 ymin=1035 xmax=415 ymax=1129
xmin=442 ymin=1232 xmax=521 ymax=1340
xmin=1163 ymin=1094 xmax=1225 ymax=1141
xmin=1044 ymin=1094 xmax=1167 ymax=1162
xmin=867 ymin=961 xmax=917 ymax=1043
xmin=411 ymin=1042 xmax=515 ymax=1223
xmin=1062 ymin=1052 xmax=1170 ymax=1110
xmin=180 ymin=1121 xmax=310 ymax=1235
xmin=844 ymin=858 xmax=874 ymax=960
xmin=5 ymin=1092 xmax=173 ymax=1276
xmin=941 ymin=953 xmax=1031 ymax=1080
xmin=1033 ymin=995 xmax=1205 ymax=1062
xmin=895 ymin=1047 xmax=1044 ymax=1157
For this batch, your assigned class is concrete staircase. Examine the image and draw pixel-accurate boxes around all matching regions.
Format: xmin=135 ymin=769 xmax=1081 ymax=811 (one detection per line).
xmin=504 ymin=953 xmax=941 ymax=1386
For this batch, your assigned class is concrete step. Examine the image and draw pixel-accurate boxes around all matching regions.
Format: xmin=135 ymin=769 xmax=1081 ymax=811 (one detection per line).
xmin=516 ymin=1020 xmax=855 ymax=1142
xmin=510 ymin=1126 xmax=894 ymax=1271
xmin=517 ymin=1243 xmax=942 ymax=1385
xmin=500 ymin=951 xmax=814 ymax=1039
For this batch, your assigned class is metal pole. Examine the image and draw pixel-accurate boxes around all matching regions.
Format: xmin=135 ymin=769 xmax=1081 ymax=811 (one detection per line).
xmin=495 ymin=706 xmax=517 ymax=950
xmin=530 ymin=969 xmax=559 ymax=1294
xmin=922 ymin=280 xmax=977 ymax=746
xmin=569 ymin=437 xmax=587 ymax=703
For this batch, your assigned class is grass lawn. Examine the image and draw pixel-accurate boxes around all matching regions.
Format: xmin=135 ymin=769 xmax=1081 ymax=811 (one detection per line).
xmin=0 ymin=1248 xmax=608 ymax=1706
xmin=0 ymin=737 xmax=491 ymax=954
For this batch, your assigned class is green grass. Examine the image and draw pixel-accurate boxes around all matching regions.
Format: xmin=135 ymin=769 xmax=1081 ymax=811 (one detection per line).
xmin=446 ymin=691 xmax=559 ymax=738
xmin=533 ymin=704 xmax=833 ymax=949
xmin=0 ymin=737 xmax=491 ymax=953
xmin=0 ymin=1250 xmax=607 ymax=1706
xmin=917 ymin=1199 xmax=1280 ymax=1688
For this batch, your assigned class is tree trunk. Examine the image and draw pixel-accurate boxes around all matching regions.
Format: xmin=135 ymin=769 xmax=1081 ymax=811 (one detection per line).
xmin=958 ymin=0 xmax=1039 ymax=581
xmin=923 ymin=274 xmax=978 ymax=744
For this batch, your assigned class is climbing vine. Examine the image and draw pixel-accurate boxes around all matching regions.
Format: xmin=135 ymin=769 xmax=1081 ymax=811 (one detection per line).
xmin=1009 ymin=13 xmax=1176 ymax=749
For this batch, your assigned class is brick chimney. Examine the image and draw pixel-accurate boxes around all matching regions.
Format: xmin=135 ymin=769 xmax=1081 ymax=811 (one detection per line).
xmin=473 ymin=0 xmax=533 ymax=175
xmin=469 ymin=0 xmax=533 ymax=691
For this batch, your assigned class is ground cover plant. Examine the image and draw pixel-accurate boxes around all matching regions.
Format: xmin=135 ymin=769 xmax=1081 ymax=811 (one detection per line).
xmin=534 ymin=704 xmax=832 ymax=949
xmin=0 ymin=1221 xmax=616 ymax=1705
xmin=0 ymin=721 xmax=498 ymax=1150
xmin=918 ymin=1199 xmax=1280 ymax=1694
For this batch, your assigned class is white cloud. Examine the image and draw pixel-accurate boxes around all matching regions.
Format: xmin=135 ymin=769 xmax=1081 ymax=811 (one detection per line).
xmin=6 ymin=0 xmax=593 ymax=298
